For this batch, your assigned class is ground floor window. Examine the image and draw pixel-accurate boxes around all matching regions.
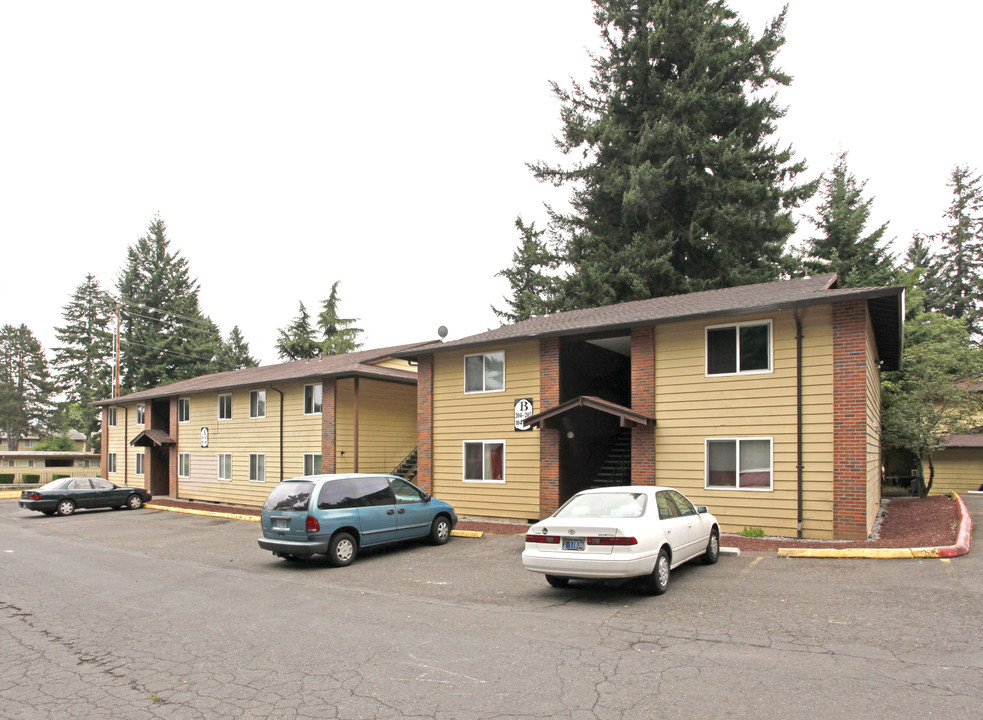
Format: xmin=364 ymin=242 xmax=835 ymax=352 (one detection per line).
xmin=107 ymin=453 xmax=117 ymax=474
xmin=249 ymin=453 xmax=266 ymax=482
xmin=135 ymin=452 xmax=145 ymax=476
xmin=303 ymin=453 xmax=322 ymax=476
xmin=463 ymin=441 xmax=505 ymax=483
xmin=218 ymin=453 xmax=232 ymax=481
xmin=178 ymin=452 xmax=190 ymax=478
xmin=705 ymin=438 xmax=773 ymax=490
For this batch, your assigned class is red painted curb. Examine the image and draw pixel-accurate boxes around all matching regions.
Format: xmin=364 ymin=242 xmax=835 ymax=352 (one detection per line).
xmin=937 ymin=494 xmax=973 ymax=558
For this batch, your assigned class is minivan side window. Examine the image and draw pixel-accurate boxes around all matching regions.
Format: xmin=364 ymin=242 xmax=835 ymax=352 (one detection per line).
xmin=352 ymin=476 xmax=395 ymax=507
xmin=318 ymin=479 xmax=357 ymax=510
xmin=391 ymin=478 xmax=426 ymax=504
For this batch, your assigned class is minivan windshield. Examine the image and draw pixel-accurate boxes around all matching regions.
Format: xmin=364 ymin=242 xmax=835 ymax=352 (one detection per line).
xmin=263 ymin=481 xmax=314 ymax=511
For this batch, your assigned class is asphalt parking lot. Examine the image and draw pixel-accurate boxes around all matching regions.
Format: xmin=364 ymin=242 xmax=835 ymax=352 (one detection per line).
xmin=1 ymin=498 xmax=981 ymax=719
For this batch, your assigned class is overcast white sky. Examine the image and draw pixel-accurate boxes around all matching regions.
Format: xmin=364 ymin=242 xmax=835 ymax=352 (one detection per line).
xmin=2 ymin=1 xmax=981 ymax=366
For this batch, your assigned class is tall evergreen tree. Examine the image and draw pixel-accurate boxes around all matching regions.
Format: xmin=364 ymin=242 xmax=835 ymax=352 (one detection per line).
xmin=901 ymin=233 xmax=943 ymax=316
xmin=276 ymin=302 xmax=321 ymax=361
xmin=520 ymin=0 xmax=815 ymax=311
xmin=0 ymin=324 xmax=54 ymax=450
xmin=52 ymin=274 xmax=114 ymax=444
xmin=933 ymin=165 xmax=983 ymax=336
xmin=317 ymin=282 xmax=363 ymax=356
xmin=493 ymin=218 xmax=562 ymax=323
xmin=217 ymin=325 xmax=259 ymax=370
xmin=802 ymin=151 xmax=894 ymax=287
xmin=116 ymin=215 xmax=222 ymax=391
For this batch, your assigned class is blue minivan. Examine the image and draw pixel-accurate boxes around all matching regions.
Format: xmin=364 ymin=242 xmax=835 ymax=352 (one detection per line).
xmin=257 ymin=474 xmax=458 ymax=566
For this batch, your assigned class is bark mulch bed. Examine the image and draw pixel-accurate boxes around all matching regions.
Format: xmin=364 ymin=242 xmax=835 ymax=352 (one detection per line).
xmin=148 ymin=495 xmax=963 ymax=548
xmin=723 ymin=495 xmax=961 ymax=552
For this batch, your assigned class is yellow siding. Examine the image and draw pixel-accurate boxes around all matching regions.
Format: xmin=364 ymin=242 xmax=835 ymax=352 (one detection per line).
xmin=865 ymin=315 xmax=883 ymax=534
xmin=335 ymin=379 xmax=416 ymax=474
xmin=432 ymin=340 xmax=541 ymax=520
xmin=177 ymin=383 xmax=321 ymax=507
xmin=371 ymin=357 xmax=419 ymax=373
xmin=931 ymin=448 xmax=983 ymax=494
xmin=653 ymin=307 xmax=837 ymax=538
xmin=104 ymin=403 xmax=146 ymax=490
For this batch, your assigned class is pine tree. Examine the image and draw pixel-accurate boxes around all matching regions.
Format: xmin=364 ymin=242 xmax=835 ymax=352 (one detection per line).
xmin=217 ymin=325 xmax=259 ymax=370
xmin=803 ymin=151 xmax=894 ymax=287
xmin=522 ymin=0 xmax=814 ymax=311
xmin=317 ymin=282 xmax=363 ymax=356
xmin=116 ymin=215 xmax=222 ymax=391
xmin=933 ymin=165 xmax=983 ymax=336
xmin=493 ymin=219 xmax=562 ymax=323
xmin=52 ymin=274 xmax=114 ymax=444
xmin=0 ymin=324 xmax=54 ymax=450
xmin=901 ymin=234 xmax=944 ymax=316
xmin=276 ymin=302 xmax=321 ymax=361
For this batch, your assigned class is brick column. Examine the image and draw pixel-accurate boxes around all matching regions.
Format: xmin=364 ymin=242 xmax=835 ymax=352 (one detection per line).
xmin=321 ymin=379 xmax=337 ymax=473
xmin=539 ymin=337 xmax=560 ymax=516
xmin=416 ymin=355 xmax=434 ymax=493
xmin=631 ymin=326 xmax=656 ymax=485
xmin=833 ymin=300 xmax=868 ymax=540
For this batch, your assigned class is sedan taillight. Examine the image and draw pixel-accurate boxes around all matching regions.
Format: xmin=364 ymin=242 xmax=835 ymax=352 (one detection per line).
xmin=306 ymin=516 xmax=320 ymax=533
xmin=525 ymin=534 xmax=560 ymax=544
xmin=26 ymin=493 xmax=43 ymax=501
xmin=588 ymin=536 xmax=638 ymax=546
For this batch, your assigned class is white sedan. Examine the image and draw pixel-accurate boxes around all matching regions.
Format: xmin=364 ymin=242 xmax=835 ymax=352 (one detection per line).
xmin=522 ymin=486 xmax=720 ymax=594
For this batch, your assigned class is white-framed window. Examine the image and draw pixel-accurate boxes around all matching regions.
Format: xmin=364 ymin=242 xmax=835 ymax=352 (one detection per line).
xmin=107 ymin=452 xmax=117 ymax=474
xmin=136 ymin=404 xmax=145 ymax=425
xmin=178 ymin=452 xmax=190 ymax=478
xmin=106 ymin=407 xmax=117 ymax=427
xmin=178 ymin=397 xmax=191 ymax=423
xmin=463 ymin=441 xmax=505 ymax=483
xmin=706 ymin=320 xmax=772 ymax=376
xmin=218 ymin=393 xmax=232 ymax=421
xmin=249 ymin=453 xmax=266 ymax=482
xmin=464 ymin=351 xmax=505 ymax=393
xmin=218 ymin=453 xmax=233 ymax=481
xmin=303 ymin=453 xmax=322 ymax=476
xmin=705 ymin=438 xmax=773 ymax=491
xmin=135 ymin=452 xmax=145 ymax=476
xmin=250 ymin=390 xmax=266 ymax=419
xmin=304 ymin=384 xmax=322 ymax=415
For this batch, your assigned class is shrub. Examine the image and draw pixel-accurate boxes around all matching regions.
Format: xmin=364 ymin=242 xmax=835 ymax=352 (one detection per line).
xmin=22 ymin=474 xmax=40 ymax=483
xmin=52 ymin=474 xmax=70 ymax=481
xmin=0 ymin=473 xmax=14 ymax=484
xmin=739 ymin=526 xmax=765 ymax=538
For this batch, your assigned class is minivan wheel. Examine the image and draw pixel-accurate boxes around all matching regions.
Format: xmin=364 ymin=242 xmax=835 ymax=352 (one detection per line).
xmin=327 ymin=532 xmax=357 ymax=567
xmin=429 ymin=516 xmax=452 ymax=545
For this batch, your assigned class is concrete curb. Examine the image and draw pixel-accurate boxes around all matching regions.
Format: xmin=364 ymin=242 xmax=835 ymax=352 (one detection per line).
xmin=144 ymin=502 xmax=485 ymax=538
xmin=777 ymin=494 xmax=973 ymax=559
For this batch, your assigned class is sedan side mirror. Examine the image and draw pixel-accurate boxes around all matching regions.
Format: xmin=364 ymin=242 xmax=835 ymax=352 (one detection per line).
xmin=696 ymin=505 xmax=709 ymax=514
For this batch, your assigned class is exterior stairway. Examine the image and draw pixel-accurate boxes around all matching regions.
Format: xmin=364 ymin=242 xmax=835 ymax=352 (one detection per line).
xmin=392 ymin=448 xmax=418 ymax=482
xmin=592 ymin=429 xmax=632 ymax=487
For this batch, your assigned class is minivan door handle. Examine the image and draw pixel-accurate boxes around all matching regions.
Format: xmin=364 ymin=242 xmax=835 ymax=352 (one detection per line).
xmin=397 ymin=508 xmax=405 ymax=514
xmin=387 ymin=509 xmax=395 ymax=515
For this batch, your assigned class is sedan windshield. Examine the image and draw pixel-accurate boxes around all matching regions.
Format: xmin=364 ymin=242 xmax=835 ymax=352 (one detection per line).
xmin=263 ymin=482 xmax=314 ymax=511
xmin=554 ymin=492 xmax=648 ymax=519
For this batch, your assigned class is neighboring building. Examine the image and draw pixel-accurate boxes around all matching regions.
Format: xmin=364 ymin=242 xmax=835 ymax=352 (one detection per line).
xmin=399 ymin=274 xmax=904 ymax=541
xmin=931 ymin=432 xmax=983 ymax=495
xmin=94 ymin=344 xmax=426 ymax=508
xmin=0 ymin=451 xmax=100 ymax=483
xmin=0 ymin=430 xmax=86 ymax=452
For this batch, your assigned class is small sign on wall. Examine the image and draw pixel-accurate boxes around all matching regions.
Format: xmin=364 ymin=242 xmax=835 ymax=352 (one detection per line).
xmin=200 ymin=427 xmax=209 ymax=448
xmin=514 ymin=398 xmax=534 ymax=431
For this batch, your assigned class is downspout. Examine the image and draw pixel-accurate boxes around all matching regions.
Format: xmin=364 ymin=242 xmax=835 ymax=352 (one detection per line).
xmin=123 ymin=406 xmax=129 ymax=487
xmin=353 ymin=377 xmax=360 ymax=473
xmin=269 ymin=385 xmax=284 ymax=484
xmin=794 ymin=309 xmax=804 ymax=539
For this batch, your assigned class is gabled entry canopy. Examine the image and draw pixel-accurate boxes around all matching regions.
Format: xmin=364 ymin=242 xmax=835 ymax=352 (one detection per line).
xmin=130 ymin=429 xmax=176 ymax=447
xmin=524 ymin=396 xmax=654 ymax=430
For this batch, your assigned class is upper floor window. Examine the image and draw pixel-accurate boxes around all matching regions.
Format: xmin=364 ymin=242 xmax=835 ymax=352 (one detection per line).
xmin=250 ymin=390 xmax=266 ymax=419
xmin=464 ymin=351 xmax=505 ymax=393
xmin=303 ymin=453 xmax=322 ymax=476
xmin=218 ymin=393 xmax=232 ymax=420
xmin=106 ymin=407 xmax=117 ymax=427
xmin=304 ymin=384 xmax=322 ymax=415
xmin=136 ymin=404 xmax=145 ymax=425
xmin=178 ymin=397 xmax=191 ymax=423
xmin=706 ymin=321 xmax=772 ymax=376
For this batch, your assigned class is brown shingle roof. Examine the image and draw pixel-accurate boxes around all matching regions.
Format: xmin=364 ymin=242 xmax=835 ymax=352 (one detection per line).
xmin=96 ymin=341 xmax=432 ymax=406
xmin=399 ymin=274 xmax=904 ymax=370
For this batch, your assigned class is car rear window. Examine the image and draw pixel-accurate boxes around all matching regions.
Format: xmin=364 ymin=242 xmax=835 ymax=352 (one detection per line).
xmin=263 ymin=482 xmax=314 ymax=511
xmin=554 ymin=492 xmax=648 ymax=519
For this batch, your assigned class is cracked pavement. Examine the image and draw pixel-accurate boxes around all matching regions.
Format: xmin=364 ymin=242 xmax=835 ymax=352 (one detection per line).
xmin=1 ymin=499 xmax=981 ymax=719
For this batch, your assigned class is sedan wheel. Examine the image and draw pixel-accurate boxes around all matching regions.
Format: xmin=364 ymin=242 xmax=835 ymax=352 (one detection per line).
xmin=56 ymin=499 xmax=76 ymax=517
xmin=642 ymin=548 xmax=670 ymax=595
xmin=126 ymin=494 xmax=144 ymax=510
xmin=701 ymin=528 xmax=720 ymax=565
xmin=327 ymin=532 xmax=357 ymax=567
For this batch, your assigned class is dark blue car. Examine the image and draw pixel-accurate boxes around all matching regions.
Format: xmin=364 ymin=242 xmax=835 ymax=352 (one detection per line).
xmin=257 ymin=474 xmax=457 ymax=566
xmin=19 ymin=476 xmax=151 ymax=516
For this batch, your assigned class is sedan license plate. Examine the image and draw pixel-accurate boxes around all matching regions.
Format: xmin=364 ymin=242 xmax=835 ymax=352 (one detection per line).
xmin=273 ymin=518 xmax=290 ymax=530
xmin=562 ymin=538 xmax=585 ymax=551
